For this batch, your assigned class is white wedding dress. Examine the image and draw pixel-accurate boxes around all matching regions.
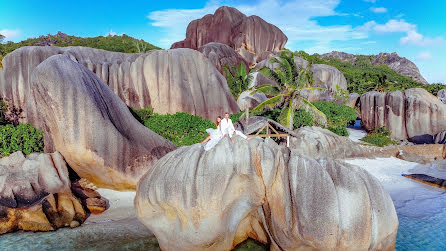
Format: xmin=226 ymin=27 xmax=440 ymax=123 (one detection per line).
xmin=203 ymin=125 xmax=223 ymax=151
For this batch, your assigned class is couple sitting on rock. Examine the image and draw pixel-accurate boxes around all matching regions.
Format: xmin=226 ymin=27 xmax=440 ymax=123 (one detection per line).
xmin=201 ymin=112 xmax=251 ymax=151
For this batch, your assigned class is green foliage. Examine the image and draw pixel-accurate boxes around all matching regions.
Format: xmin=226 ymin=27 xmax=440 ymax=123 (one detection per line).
xmin=258 ymin=108 xmax=280 ymax=121
xmin=294 ymin=109 xmax=314 ymax=128
xmin=230 ymin=112 xmax=244 ymax=123
xmin=294 ymin=50 xmax=430 ymax=95
xmin=0 ymin=33 xmax=160 ymax=68
xmin=422 ymin=83 xmax=446 ymax=96
xmin=143 ymin=112 xmax=215 ymax=147
xmin=0 ymin=99 xmax=8 ymax=125
xmin=253 ymin=52 xmax=326 ymax=128
xmin=256 ymin=108 xmax=314 ymax=129
xmin=361 ymin=126 xmax=398 ymax=147
xmin=130 ymin=106 xmax=153 ymax=124
xmin=223 ymin=63 xmax=253 ymax=98
xmin=0 ymin=123 xmax=44 ymax=156
xmin=334 ymin=85 xmax=349 ymax=104
xmin=312 ymin=101 xmax=357 ymax=136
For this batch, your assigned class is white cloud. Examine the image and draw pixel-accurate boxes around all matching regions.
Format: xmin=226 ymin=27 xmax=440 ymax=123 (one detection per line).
xmin=370 ymin=7 xmax=387 ymax=13
xmin=147 ymin=0 xmax=370 ymax=50
xmin=362 ymin=41 xmax=376 ymax=44
xmin=367 ymin=19 xmax=444 ymax=46
xmin=400 ymin=30 xmax=444 ymax=46
xmin=373 ymin=19 xmax=415 ymax=33
xmin=415 ymin=51 xmax=432 ymax=61
xmin=0 ymin=29 xmax=21 ymax=42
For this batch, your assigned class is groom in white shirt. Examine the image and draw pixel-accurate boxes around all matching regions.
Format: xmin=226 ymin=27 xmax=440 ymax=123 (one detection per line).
xmin=220 ymin=112 xmax=248 ymax=143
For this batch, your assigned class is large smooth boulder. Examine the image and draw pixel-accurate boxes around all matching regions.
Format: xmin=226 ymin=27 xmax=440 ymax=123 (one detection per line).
xmin=30 ymin=54 xmax=176 ymax=190
xmin=171 ymin=6 xmax=287 ymax=66
xmin=236 ymin=89 xmax=267 ymax=110
xmin=311 ymin=63 xmax=348 ymax=94
xmin=135 ymin=138 xmax=398 ymax=250
xmin=0 ymin=152 xmax=86 ymax=234
xmin=0 ymin=46 xmax=238 ymax=122
xmin=198 ymin=42 xmax=248 ymax=74
xmin=290 ymin=126 xmax=372 ymax=159
xmin=438 ymin=89 xmax=446 ymax=104
xmin=360 ymin=88 xmax=446 ymax=140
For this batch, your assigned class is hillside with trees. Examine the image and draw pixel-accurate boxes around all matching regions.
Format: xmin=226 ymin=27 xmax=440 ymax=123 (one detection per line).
xmin=0 ymin=32 xmax=160 ymax=67
xmin=295 ymin=50 xmax=445 ymax=95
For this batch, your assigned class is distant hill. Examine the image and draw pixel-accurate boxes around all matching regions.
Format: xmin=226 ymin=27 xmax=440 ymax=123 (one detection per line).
xmin=295 ymin=50 xmax=445 ymax=95
xmin=321 ymin=51 xmax=428 ymax=84
xmin=0 ymin=31 xmax=160 ymax=67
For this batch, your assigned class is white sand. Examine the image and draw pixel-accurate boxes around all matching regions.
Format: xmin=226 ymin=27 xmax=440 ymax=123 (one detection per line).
xmin=347 ymin=128 xmax=367 ymax=142
xmin=85 ymin=189 xmax=137 ymax=224
xmin=346 ymin=157 xmax=446 ymax=218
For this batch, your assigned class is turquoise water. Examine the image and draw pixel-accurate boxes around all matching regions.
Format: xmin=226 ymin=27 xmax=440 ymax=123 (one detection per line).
xmin=396 ymin=209 xmax=446 ymax=251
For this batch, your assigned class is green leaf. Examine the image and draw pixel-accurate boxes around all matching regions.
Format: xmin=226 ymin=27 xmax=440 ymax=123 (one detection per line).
xmin=279 ymin=102 xmax=294 ymax=129
xmin=251 ymin=95 xmax=284 ymax=114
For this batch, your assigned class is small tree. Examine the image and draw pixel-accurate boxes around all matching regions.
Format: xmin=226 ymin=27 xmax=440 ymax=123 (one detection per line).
xmin=251 ymin=52 xmax=327 ymax=129
xmin=135 ymin=39 xmax=148 ymax=53
xmin=222 ymin=62 xmax=253 ymax=99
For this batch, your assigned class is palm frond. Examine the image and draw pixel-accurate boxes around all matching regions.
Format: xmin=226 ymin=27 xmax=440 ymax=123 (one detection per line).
xmin=250 ymin=84 xmax=280 ymax=95
xmin=251 ymin=94 xmax=284 ymax=114
xmin=279 ymin=101 xmax=294 ymax=129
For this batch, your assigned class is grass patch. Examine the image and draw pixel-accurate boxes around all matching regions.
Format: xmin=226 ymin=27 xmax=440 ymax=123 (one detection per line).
xmin=360 ymin=126 xmax=398 ymax=147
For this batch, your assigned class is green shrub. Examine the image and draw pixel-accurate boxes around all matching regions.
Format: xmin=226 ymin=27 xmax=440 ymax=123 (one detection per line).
xmin=143 ymin=112 xmax=215 ymax=147
xmin=0 ymin=123 xmax=44 ymax=156
xmin=230 ymin=112 xmax=244 ymax=123
xmin=360 ymin=126 xmax=398 ymax=147
xmin=259 ymin=108 xmax=281 ymax=121
xmin=293 ymin=109 xmax=314 ymax=128
xmin=312 ymin=101 xmax=357 ymax=136
xmin=129 ymin=106 xmax=153 ymax=124
xmin=294 ymin=50 xmax=431 ymax=95
xmin=422 ymin=83 xmax=446 ymax=96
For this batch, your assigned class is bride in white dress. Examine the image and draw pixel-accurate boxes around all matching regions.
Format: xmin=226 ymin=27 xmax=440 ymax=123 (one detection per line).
xmin=202 ymin=116 xmax=223 ymax=151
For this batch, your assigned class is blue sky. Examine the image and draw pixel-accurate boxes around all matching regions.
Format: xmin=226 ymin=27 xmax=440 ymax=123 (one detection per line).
xmin=1 ymin=0 xmax=445 ymax=83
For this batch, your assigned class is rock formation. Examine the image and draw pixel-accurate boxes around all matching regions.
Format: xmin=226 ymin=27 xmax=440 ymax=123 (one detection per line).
xmin=135 ymin=138 xmax=398 ymax=250
xmin=197 ymin=42 xmax=248 ymax=74
xmin=0 ymin=46 xmax=238 ymax=122
xmin=360 ymin=88 xmax=446 ymax=141
xmin=322 ymin=51 xmax=429 ymax=84
xmin=0 ymin=152 xmax=86 ymax=234
xmin=236 ymin=89 xmax=267 ymax=110
xmin=171 ymin=6 xmax=287 ymax=66
xmin=311 ymin=63 xmax=348 ymax=93
xmin=30 ymin=54 xmax=176 ymax=190
xmin=289 ymin=126 xmax=372 ymax=159
xmin=438 ymin=89 xmax=446 ymax=104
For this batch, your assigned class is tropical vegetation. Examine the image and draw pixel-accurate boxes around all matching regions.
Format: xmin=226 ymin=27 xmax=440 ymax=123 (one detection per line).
xmin=360 ymin=126 xmax=398 ymax=147
xmin=223 ymin=62 xmax=253 ymax=98
xmin=294 ymin=50 xmax=446 ymax=95
xmin=0 ymin=32 xmax=160 ymax=68
xmin=131 ymin=106 xmax=215 ymax=146
xmin=312 ymin=101 xmax=357 ymax=136
xmin=250 ymin=51 xmax=327 ymax=129
xmin=0 ymin=99 xmax=44 ymax=156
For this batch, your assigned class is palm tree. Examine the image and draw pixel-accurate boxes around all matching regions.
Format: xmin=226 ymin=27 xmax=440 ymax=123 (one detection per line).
xmin=250 ymin=52 xmax=327 ymax=129
xmin=222 ymin=62 xmax=253 ymax=99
